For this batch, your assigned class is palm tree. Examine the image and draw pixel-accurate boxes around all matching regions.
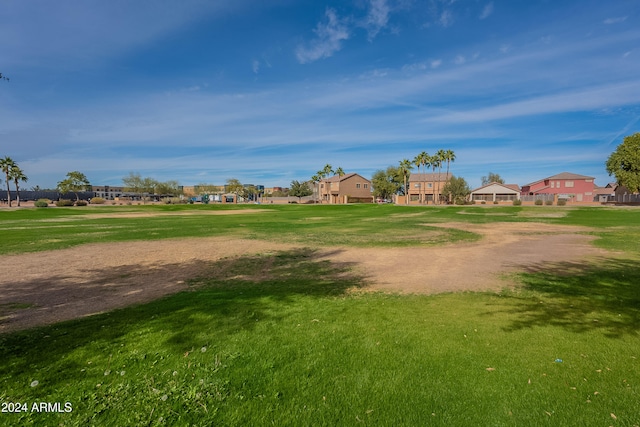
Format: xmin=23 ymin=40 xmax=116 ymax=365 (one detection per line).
xmin=413 ymin=154 xmax=422 ymax=203
xmin=0 ymin=156 xmax=17 ymax=207
xmin=10 ymin=166 xmax=28 ymax=207
xmin=334 ymin=167 xmax=345 ymax=177
xmin=443 ymin=149 xmax=456 ymax=203
xmin=311 ymin=174 xmax=321 ymax=203
xmin=417 ymin=151 xmax=430 ymax=204
xmin=435 ymin=149 xmax=446 ymax=204
xmin=317 ymin=164 xmax=334 ymax=203
xmin=398 ymin=159 xmax=413 ymax=205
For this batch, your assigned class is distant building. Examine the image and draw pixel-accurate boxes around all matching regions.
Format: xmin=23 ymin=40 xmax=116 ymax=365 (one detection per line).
xmin=319 ymin=173 xmax=373 ymax=204
xmin=404 ymin=173 xmax=452 ymax=204
xmin=92 ymin=186 xmax=125 ymax=200
xmin=521 ymin=172 xmax=594 ymax=203
xmin=470 ymin=182 xmax=521 ymax=203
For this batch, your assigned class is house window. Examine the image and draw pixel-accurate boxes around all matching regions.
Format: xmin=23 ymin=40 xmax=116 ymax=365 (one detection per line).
xmin=364 ymin=184 xmax=368 ymax=189
xmin=428 ymin=183 xmax=433 ymax=188
xmin=414 ymin=183 xmax=420 ymax=188
xmin=356 ymin=183 xmax=361 ymax=188
xmin=565 ymin=181 xmax=574 ymax=188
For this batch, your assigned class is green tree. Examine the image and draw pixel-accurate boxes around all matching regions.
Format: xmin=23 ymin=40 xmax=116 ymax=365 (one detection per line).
xmin=122 ymin=172 xmax=144 ymax=199
xmin=371 ymin=166 xmax=402 ymax=201
xmin=441 ymin=176 xmax=470 ymax=204
xmin=225 ymin=178 xmax=244 ymax=199
xmin=57 ymin=171 xmax=91 ymax=202
xmin=334 ymin=167 xmax=345 ymax=177
xmin=0 ymin=157 xmax=18 ymax=207
xmin=10 ymin=165 xmax=28 ymax=207
xmin=155 ymin=180 xmax=181 ymax=197
xmin=481 ymin=172 xmax=505 ymax=186
xmin=606 ymin=132 xmax=640 ymax=192
xmin=398 ymin=159 xmax=413 ymax=205
xmin=289 ymin=180 xmax=313 ymax=202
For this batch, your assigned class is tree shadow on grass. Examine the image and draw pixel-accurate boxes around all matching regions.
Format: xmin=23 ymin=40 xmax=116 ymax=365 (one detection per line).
xmin=498 ymin=257 xmax=640 ymax=338
xmin=0 ymin=248 xmax=365 ymax=392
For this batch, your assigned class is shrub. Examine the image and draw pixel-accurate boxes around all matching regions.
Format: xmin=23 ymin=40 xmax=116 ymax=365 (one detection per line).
xmin=534 ymin=199 xmax=543 ymax=206
xmin=545 ymin=200 xmax=553 ymax=206
xmin=493 ymin=200 xmax=499 ymax=204
xmin=512 ymin=199 xmax=522 ymax=206
xmin=34 ymin=199 xmax=49 ymax=208
xmin=75 ymin=200 xmax=88 ymax=206
xmin=557 ymin=199 xmax=567 ymax=206
xmin=90 ymin=197 xmax=106 ymax=204
xmin=55 ymin=199 xmax=74 ymax=207
xmin=481 ymin=201 xmax=486 ymax=205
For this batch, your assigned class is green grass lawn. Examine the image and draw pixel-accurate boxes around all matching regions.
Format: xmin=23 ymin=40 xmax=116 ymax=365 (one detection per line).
xmin=1 ymin=204 xmax=639 ymax=426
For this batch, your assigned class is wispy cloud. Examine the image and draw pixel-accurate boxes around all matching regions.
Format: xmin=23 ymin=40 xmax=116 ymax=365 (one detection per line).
xmin=362 ymin=0 xmax=390 ymax=41
xmin=426 ymin=81 xmax=640 ymax=124
xmin=295 ymin=8 xmax=350 ymax=64
xmin=604 ymin=16 xmax=627 ymax=25
xmin=439 ymin=10 xmax=454 ymax=27
xmin=479 ymin=2 xmax=494 ymax=20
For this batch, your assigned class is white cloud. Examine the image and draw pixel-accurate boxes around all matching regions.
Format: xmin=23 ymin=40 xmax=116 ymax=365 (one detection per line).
xmin=363 ymin=0 xmax=390 ymax=41
xmin=604 ymin=16 xmax=627 ymax=25
xmin=439 ymin=10 xmax=454 ymax=27
xmin=431 ymin=59 xmax=442 ymax=69
xmin=252 ymin=60 xmax=260 ymax=74
xmin=295 ymin=8 xmax=350 ymax=64
xmin=499 ymin=44 xmax=511 ymax=54
xmin=426 ymin=81 xmax=640 ymax=124
xmin=454 ymin=55 xmax=466 ymax=65
xmin=479 ymin=2 xmax=494 ymax=20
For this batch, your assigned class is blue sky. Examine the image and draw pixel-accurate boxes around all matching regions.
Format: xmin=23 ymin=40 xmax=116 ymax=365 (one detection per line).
xmin=1 ymin=0 xmax=639 ymax=190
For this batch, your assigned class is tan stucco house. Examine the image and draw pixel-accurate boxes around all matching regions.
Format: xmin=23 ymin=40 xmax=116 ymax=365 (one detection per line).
xmin=319 ymin=173 xmax=373 ymax=204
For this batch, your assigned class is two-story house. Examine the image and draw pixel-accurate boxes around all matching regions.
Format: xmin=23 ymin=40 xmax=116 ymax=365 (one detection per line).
xmin=319 ymin=173 xmax=373 ymax=204
xmin=521 ymin=172 xmax=595 ymax=203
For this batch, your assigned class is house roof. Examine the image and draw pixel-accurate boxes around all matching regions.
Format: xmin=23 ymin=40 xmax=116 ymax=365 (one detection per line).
xmin=470 ymin=182 xmax=520 ymax=193
xmin=408 ymin=172 xmax=452 ymax=182
xmin=524 ymin=172 xmax=595 ymax=187
xmin=322 ymin=173 xmax=370 ymax=183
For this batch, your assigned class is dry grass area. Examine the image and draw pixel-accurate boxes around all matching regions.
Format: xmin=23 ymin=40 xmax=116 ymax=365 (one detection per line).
xmin=0 ymin=221 xmax=607 ymax=333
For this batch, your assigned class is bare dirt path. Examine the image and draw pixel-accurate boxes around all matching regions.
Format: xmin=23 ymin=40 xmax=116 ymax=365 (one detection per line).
xmin=0 ymin=222 xmax=608 ymax=333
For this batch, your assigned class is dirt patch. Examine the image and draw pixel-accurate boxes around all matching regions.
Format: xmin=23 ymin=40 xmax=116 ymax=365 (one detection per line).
xmin=0 ymin=222 xmax=609 ymax=333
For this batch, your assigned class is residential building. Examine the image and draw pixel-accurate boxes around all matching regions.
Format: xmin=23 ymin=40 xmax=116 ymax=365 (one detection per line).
xmin=319 ymin=173 xmax=373 ymax=204
xmin=520 ymin=172 xmax=595 ymax=203
xmin=92 ymin=185 xmax=125 ymax=200
xmin=470 ymin=182 xmax=521 ymax=203
xmin=404 ymin=172 xmax=452 ymax=204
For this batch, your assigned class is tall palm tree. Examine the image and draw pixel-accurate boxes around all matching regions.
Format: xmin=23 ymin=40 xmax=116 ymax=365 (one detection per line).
xmin=435 ymin=149 xmax=446 ymax=204
xmin=413 ymin=154 xmax=422 ymax=203
xmin=311 ymin=174 xmax=321 ymax=203
xmin=444 ymin=149 xmax=456 ymax=203
xmin=419 ymin=151 xmax=431 ymax=204
xmin=10 ymin=166 xmax=28 ymax=207
xmin=334 ymin=167 xmax=345 ymax=177
xmin=317 ymin=164 xmax=334 ymax=203
xmin=0 ymin=156 xmax=17 ymax=207
xmin=398 ymin=159 xmax=413 ymax=205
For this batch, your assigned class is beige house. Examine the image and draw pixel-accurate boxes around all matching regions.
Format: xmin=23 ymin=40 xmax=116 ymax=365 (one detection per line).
xmin=319 ymin=173 xmax=373 ymax=204
xmin=470 ymin=182 xmax=521 ymax=203
xmin=402 ymin=172 xmax=452 ymax=204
